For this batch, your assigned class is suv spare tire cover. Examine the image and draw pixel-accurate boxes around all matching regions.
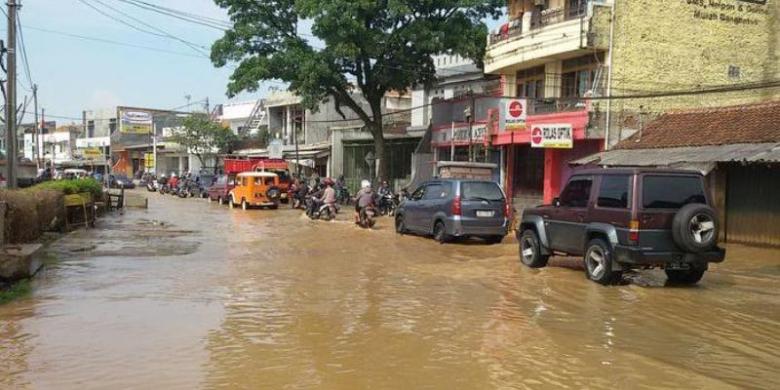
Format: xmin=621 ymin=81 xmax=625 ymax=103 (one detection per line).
xmin=672 ymin=203 xmax=719 ymax=253
xmin=266 ymin=187 xmax=281 ymax=199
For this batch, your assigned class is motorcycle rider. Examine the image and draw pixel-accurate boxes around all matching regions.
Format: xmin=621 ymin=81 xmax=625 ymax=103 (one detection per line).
xmin=354 ymin=180 xmax=375 ymax=224
xmin=320 ymin=178 xmax=337 ymax=215
xmin=377 ymin=180 xmax=392 ymax=213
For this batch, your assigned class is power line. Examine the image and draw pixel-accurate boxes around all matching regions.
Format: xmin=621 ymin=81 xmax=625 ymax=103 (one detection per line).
xmin=16 ymin=12 xmax=34 ymax=91
xmin=77 ymin=0 xmax=209 ymax=56
xmin=112 ymin=0 xmax=230 ymax=31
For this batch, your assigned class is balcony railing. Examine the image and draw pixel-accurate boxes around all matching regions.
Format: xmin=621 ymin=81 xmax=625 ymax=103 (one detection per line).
xmin=489 ymin=3 xmax=589 ymax=46
xmin=530 ymin=4 xmax=588 ymax=30
xmin=528 ymin=98 xmax=588 ymax=115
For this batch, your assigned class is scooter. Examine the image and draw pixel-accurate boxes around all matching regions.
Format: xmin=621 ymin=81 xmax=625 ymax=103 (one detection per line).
xmin=358 ymin=206 xmax=377 ymax=229
xmin=146 ymin=180 xmax=158 ymax=192
xmin=306 ymin=197 xmax=338 ymax=221
xmin=378 ymin=192 xmax=399 ymax=216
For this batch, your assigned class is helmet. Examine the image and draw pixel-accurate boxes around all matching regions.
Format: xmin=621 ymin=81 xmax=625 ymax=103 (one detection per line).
xmin=323 ymin=178 xmax=334 ymax=186
xmin=361 ymin=180 xmax=371 ymax=189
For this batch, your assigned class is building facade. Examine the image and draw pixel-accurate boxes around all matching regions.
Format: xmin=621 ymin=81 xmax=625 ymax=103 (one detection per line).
xmin=482 ymin=0 xmax=779 ymax=215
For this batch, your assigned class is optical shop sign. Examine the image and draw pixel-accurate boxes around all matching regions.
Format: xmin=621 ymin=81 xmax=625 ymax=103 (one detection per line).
xmin=686 ymin=0 xmax=768 ymax=26
xmin=531 ymin=124 xmax=573 ymax=149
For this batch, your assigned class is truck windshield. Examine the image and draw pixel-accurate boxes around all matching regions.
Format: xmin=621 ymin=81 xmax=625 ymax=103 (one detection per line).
xmin=642 ymin=175 xmax=706 ymax=209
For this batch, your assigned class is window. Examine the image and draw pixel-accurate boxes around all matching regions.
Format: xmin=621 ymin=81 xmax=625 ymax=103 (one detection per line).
xmin=642 ymin=176 xmax=706 ymax=209
xmin=597 ymin=175 xmax=631 ymax=209
xmin=423 ymin=184 xmax=442 ymax=200
xmin=462 ymin=182 xmax=503 ymax=201
xmin=561 ymin=53 xmax=604 ymax=98
xmin=87 ymin=120 xmax=95 ymax=138
xmin=108 ymin=118 xmax=117 ymax=134
xmin=216 ymin=176 xmax=227 ymax=185
xmin=560 ymin=177 xmax=592 ymax=208
xmin=411 ymin=185 xmax=426 ymax=200
xmin=516 ymin=66 xmax=546 ymax=99
xmin=241 ymin=177 xmax=248 ymax=186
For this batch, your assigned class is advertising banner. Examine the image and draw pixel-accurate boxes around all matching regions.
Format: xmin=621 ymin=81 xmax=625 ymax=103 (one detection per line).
xmin=120 ymin=110 xmax=153 ymax=134
xmin=530 ymin=124 xmax=573 ymax=149
xmin=504 ymin=99 xmax=527 ymax=131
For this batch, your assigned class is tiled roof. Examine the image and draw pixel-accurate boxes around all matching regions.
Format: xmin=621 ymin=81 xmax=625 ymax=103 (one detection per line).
xmin=614 ymin=100 xmax=780 ymax=150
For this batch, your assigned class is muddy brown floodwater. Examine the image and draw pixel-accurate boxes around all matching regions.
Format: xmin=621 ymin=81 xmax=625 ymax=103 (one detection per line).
xmin=1 ymin=192 xmax=779 ymax=389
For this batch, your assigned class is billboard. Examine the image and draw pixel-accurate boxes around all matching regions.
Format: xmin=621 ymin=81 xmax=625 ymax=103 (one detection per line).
xmin=83 ymin=148 xmax=104 ymax=159
xmin=120 ymin=110 xmax=153 ymax=134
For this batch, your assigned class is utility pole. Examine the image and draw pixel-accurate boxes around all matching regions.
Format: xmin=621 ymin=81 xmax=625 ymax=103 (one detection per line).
xmin=205 ymin=97 xmax=209 ymax=115
xmin=33 ymin=83 xmax=39 ymax=169
xmin=465 ymin=90 xmax=475 ymax=163
xmin=4 ymin=0 xmax=18 ymax=188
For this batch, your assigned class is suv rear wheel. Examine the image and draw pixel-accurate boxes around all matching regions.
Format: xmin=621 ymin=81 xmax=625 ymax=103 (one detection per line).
xmin=665 ymin=265 xmax=706 ymax=285
xmin=584 ymin=238 xmax=622 ymax=285
xmin=519 ymin=229 xmax=548 ymax=268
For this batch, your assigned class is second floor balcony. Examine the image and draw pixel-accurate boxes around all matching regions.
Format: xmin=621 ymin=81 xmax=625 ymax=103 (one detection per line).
xmin=485 ymin=1 xmax=610 ymax=75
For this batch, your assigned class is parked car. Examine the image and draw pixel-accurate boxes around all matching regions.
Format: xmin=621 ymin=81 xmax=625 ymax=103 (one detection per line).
xmin=394 ymin=179 xmax=509 ymax=244
xmin=517 ymin=168 xmax=726 ymax=285
xmin=207 ymin=174 xmax=236 ymax=204
xmin=108 ymin=174 xmax=136 ymax=189
xmin=228 ymin=172 xmax=282 ymax=210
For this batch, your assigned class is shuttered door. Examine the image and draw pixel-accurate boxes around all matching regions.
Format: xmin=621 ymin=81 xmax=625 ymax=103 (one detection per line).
xmin=726 ymin=164 xmax=780 ymax=247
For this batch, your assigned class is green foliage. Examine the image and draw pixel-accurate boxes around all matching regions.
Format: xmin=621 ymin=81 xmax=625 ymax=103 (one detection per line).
xmin=28 ymin=178 xmax=103 ymax=199
xmin=0 ymin=280 xmax=31 ymax=305
xmin=211 ymin=0 xmax=503 ymax=177
xmin=170 ymin=114 xmax=238 ymax=164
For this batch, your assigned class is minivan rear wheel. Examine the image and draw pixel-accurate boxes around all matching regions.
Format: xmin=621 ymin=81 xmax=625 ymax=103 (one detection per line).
xmin=665 ymin=266 xmax=706 ymax=285
xmin=584 ymin=238 xmax=622 ymax=285
xmin=433 ymin=221 xmax=449 ymax=243
xmin=519 ymin=229 xmax=548 ymax=268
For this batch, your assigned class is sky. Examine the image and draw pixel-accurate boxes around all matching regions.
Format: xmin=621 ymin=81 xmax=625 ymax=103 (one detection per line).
xmin=10 ymin=0 xmax=503 ymax=125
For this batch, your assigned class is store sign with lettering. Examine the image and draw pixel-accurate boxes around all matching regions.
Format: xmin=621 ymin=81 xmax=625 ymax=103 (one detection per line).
xmin=432 ymin=125 xmax=487 ymax=145
xmin=504 ymin=99 xmax=527 ymax=131
xmin=686 ymin=0 xmax=768 ymax=26
xmin=530 ymin=124 xmax=573 ymax=149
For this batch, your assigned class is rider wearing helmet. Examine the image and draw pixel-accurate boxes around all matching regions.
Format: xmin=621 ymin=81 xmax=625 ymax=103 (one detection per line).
xmin=354 ymin=179 xmax=375 ymax=223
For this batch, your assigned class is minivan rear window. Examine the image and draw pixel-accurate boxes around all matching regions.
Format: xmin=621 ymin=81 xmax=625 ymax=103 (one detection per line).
xmin=642 ymin=175 xmax=706 ymax=209
xmin=462 ymin=182 xmax=503 ymax=201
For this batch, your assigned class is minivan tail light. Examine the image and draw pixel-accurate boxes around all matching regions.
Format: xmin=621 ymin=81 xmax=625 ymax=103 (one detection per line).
xmin=504 ymin=202 xmax=511 ymax=218
xmin=452 ymin=195 xmax=462 ymax=216
xmin=629 ymin=220 xmax=640 ymax=243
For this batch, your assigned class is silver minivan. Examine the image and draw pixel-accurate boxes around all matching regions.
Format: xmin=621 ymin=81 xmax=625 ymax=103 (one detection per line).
xmin=395 ymin=179 xmax=509 ymax=244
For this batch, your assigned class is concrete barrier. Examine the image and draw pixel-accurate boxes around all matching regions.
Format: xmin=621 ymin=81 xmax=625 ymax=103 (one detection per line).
xmin=124 ymin=192 xmax=148 ymax=209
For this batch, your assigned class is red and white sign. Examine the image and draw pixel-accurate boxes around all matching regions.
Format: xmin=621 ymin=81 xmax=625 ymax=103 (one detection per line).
xmin=504 ymin=99 xmax=527 ymax=131
xmin=530 ymin=124 xmax=573 ymax=149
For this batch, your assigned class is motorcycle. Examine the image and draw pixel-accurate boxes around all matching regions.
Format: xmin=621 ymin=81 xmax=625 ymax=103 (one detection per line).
xmin=305 ymin=196 xmax=338 ymax=221
xmin=336 ymin=186 xmax=351 ymax=205
xmin=357 ymin=206 xmax=377 ymax=229
xmin=146 ymin=179 xmax=158 ymax=192
xmin=377 ymin=192 xmax=399 ymax=216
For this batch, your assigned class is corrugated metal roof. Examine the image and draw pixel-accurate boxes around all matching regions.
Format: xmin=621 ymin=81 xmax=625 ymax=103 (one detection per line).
xmin=573 ymin=143 xmax=780 ymax=167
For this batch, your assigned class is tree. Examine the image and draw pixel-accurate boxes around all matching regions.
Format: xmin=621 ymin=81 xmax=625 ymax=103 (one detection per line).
xmin=170 ymin=113 xmax=238 ymax=169
xmin=211 ymin=0 xmax=502 ymax=179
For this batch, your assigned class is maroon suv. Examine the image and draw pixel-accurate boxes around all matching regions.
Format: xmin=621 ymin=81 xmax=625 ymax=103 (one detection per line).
xmin=518 ymin=168 xmax=725 ymax=285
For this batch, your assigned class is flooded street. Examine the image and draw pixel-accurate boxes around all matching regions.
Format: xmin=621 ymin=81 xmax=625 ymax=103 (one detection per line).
xmin=1 ymin=192 xmax=779 ymax=389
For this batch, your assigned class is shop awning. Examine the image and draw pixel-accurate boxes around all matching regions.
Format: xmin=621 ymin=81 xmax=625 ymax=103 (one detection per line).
xmin=572 ymin=142 xmax=780 ymax=174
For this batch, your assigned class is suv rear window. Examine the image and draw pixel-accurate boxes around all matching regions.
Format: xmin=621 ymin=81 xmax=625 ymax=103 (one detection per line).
xmin=642 ymin=175 xmax=706 ymax=209
xmin=462 ymin=182 xmax=503 ymax=201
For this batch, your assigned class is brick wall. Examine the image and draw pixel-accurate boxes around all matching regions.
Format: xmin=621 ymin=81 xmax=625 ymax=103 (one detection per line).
xmin=606 ymin=0 xmax=779 ymax=145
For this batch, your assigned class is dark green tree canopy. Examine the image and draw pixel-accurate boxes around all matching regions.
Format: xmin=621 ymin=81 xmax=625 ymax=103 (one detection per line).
xmin=211 ymin=0 xmax=502 ymax=177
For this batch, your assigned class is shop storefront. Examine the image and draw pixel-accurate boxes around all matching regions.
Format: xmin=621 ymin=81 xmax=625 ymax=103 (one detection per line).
xmin=492 ymin=99 xmax=602 ymax=215
xmin=431 ymin=122 xmax=502 ymax=183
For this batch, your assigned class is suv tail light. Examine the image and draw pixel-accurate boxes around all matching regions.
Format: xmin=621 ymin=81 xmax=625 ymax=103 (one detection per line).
xmin=452 ymin=195 xmax=462 ymax=216
xmin=504 ymin=202 xmax=511 ymax=218
xmin=629 ymin=220 xmax=640 ymax=243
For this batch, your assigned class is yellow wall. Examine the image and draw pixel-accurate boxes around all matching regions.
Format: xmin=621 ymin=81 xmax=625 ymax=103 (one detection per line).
xmin=608 ymin=0 xmax=779 ymax=116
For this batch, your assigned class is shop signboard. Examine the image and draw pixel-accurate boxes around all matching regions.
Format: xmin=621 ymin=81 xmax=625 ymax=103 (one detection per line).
xmin=83 ymin=148 xmax=104 ymax=159
xmin=144 ymin=152 xmax=155 ymax=169
xmin=432 ymin=124 xmax=487 ymax=145
xmin=120 ymin=110 xmax=153 ymax=134
xmin=268 ymin=139 xmax=283 ymax=159
xmin=530 ymin=124 xmax=573 ymax=149
xmin=504 ymin=99 xmax=527 ymax=131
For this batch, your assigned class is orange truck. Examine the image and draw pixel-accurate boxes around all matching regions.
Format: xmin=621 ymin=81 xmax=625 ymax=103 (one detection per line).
xmin=223 ymin=157 xmax=291 ymax=202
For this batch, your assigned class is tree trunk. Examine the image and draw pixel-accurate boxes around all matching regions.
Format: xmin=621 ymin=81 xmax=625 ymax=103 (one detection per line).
xmin=371 ymin=125 xmax=388 ymax=182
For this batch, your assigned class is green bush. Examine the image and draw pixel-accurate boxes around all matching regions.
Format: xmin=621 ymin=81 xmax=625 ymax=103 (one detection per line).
xmin=27 ymin=178 xmax=103 ymax=199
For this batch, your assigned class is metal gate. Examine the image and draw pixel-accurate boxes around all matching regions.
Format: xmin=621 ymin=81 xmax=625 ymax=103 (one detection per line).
xmin=726 ymin=164 xmax=780 ymax=247
xmin=343 ymin=139 xmax=419 ymax=192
